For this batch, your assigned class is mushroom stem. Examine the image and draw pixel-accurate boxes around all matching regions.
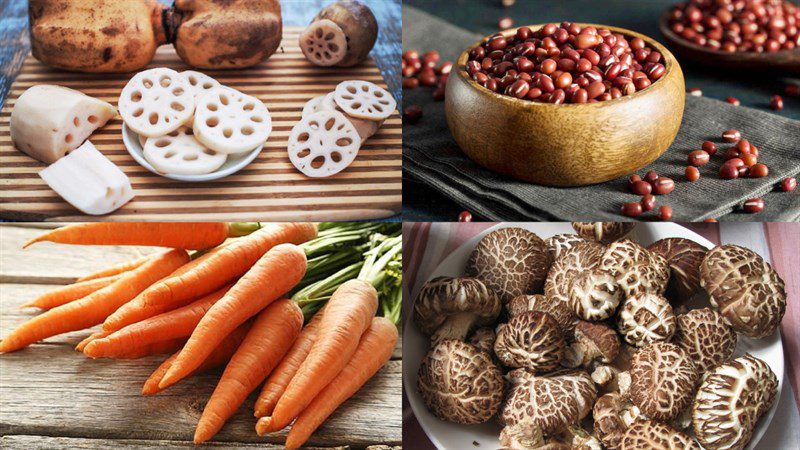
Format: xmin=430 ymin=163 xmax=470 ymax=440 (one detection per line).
xmin=431 ymin=312 xmax=480 ymax=344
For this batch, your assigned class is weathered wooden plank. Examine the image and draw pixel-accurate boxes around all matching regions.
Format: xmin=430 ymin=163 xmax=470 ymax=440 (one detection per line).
xmin=0 ymin=435 xmax=347 ymax=449
xmin=0 ymin=345 xmax=401 ymax=447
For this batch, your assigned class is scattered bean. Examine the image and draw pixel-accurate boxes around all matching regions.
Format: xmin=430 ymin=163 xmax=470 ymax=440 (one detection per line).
xmin=631 ymin=180 xmax=653 ymax=195
xmin=742 ymin=198 xmax=765 ymax=214
xmin=644 ymin=170 xmax=659 ymax=183
xmin=652 ymin=177 xmax=675 ymax=195
xmin=659 ymin=205 xmax=673 ymax=221
xmin=403 ymin=77 xmax=419 ymax=89
xmin=458 ymin=210 xmax=473 ymax=222
xmin=688 ymin=150 xmax=710 ymax=166
xmin=688 ymin=88 xmax=703 ymax=96
xmin=641 ymin=194 xmax=656 ymax=212
xmin=726 ymin=96 xmax=741 ymax=106
xmin=770 ymin=95 xmax=785 ymax=110
xmin=685 ymin=166 xmax=700 ymax=182
xmin=622 ymin=201 xmax=643 ymax=218
xmin=403 ymin=104 xmax=423 ymax=123
xmin=702 ymin=141 xmax=717 ymax=156
xmin=722 ymin=129 xmax=741 ymax=142
xmin=719 ymin=163 xmax=739 ymax=180
xmin=498 ymin=17 xmax=514 ymax=29
xmin=781 ymin=177 xmax=797 ymax=191
xmin=749 ymin=163 xmax=769 ymax=178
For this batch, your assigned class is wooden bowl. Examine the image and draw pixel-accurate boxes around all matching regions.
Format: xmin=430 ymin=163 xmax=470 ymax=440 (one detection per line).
xmin=445 ymin=24 xmax=685 ymax=187
xmin=658 ymin=12 xmax=800 ymax=75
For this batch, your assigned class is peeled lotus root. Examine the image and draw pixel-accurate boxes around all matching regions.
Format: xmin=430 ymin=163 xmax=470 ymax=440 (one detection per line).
xmin=334 ymin=80 xmax=397 ymax=121
xmin=118 ymin=67 xmax=195 ymax=138
xmin=300 ymin=19 xmax=348 ymax=66
xmin=302 ymin=0 xmax=378 ymax=67
xmin=143 ymin=126 xmax=227 ymax=175
xmin=288 ymin=110 xmax=362 ymax=178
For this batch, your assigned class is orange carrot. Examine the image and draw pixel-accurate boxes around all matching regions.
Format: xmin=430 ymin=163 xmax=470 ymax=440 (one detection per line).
xmin=281 ymin=317 xmax=398 ymax=449
xmin=83 ymin=284 xmax=232 ymax=358
xmin=0 ymin=249 xmax=189 ymax=353
xmin=22 ymin=275 xmax=122 ymax=310
xmin=23 ymin=222 xmax=230 ymax=249
xmin=110 ymin=337 xmax=186 ymax=359
xmin=142 ymin=322 xmax=253 ymax=395
xmin=159 ymin=244 xmax=307 ymax=389
xmin=76 ymin=254 xmax=153 ymax=282
xmin=255 ymin=279 xmax=378 ymax=434
xmin=102 ymin=223 xmax=317 ymax=333
xmin=75 ymin=331 xmax=109 ymax=352
xmin=194 ymin=299 xmax=303 ymax=444
xmin=254 ymin=308 xmax=325 ymax=418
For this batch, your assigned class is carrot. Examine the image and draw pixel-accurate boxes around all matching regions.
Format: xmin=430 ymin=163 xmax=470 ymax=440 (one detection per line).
xmin=83 ymin=284 xmax=232 ymax=358
xmin=194 ymin=299 xmax=303 ymax=444
xmin=0 ymin=249 xmax=189 ymax=353
xmin=102 ymin=223 xmax=317 ymax=333
xmin=142 ymin=322 xmax=253 ymax=395
xmin=75 ymin=331 xmax=109 ymax=352
xmin=76 ymin=254 xmax=153 ymax=282
xmin=280 ymin=317 xmax=397 ymax=449
xmin=254 ymin=307 xmax=325 ymax=418
xmin=23 ymin=222 xmax=231 ymax=249
xmin=255 ymin=279 xmax=378 ymax=433
xmin=159 ymin=244 xmax=307 ymax=389
xmin=22 ymin=274 xmax=122 ymax=310
xmin=110 ymin=337 xmax=186 ymax=359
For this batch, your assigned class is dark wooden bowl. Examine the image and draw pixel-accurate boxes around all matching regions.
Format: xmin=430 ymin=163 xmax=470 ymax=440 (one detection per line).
xmin=445 ymin=24 xmax=685 ymax=187
xmin=658 ymin=12 xmax=800 ymax=75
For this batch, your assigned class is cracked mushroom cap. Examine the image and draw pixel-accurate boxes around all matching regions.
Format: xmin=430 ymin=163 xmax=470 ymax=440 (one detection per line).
xmin=700 ymin=245 xmax=787 ymax=338
xmin=600 ymin=240 xmax=670 ymax=298
xmin=544 ymin=241 xmax=605 ymax=333
xmin=648 ymin=238 xmax=708 ymax=300
xmin=572 ymin=222 xmax=635 ymax=244
xmin=565 ymin=320 xmax=620 ymax=368
xmin=466 ymin=227 xmax=552 ymax=303
xmin=594 ymin=393 xmax=641 ymax=450
xmin=569 ymin=269 xmax=623 ymax=321
xmin=500 ymin=418 xmax=546 ymax=449
xmin=692 ymin=354 xmax=778 ymax=450
xmin=494 ymin=311 xmax=565 ymax=372
xmin=507 ymin=294 xmax=575 ymax=338
xmin=417 ymin=340 xmax=505 ymax=424
xmin=545 ymin=233 xmax=588 ymax=261
xmin=673 ymin=308 xmax=737 ymax=373
xmin=620 ymin=420 xmax=700 ymax=450
xmin=413 ymin=276 xmax=501 ymax=343
xmin=617 ymin=293 xmax=676 ymax=347
xmin=630 ymin=343 xmax=699 ymax=422
xmin=502 ymin=369 xmax=597 ymax=436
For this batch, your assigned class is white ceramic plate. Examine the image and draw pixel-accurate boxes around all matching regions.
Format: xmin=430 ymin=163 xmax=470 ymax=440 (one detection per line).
xmin=121 ymin=123 xmax=263 ymax=182
xmin=403 ymin=222 xmax=784 ymax=450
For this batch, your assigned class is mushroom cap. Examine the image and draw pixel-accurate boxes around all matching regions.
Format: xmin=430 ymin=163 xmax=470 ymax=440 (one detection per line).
xmin=594 ymin=393 xmax=640 ymax=450
xmin=502 ymin=369 xmax=597 ymax=436
xmin=574 ymin=320 xmax=620 ymax=364
xmin=507 ymin=294 xmax=575 ymax=337
xmin=545 ymin=233 xmax=588 ymax=261
xmin=700 ymin=245 xmax=787 ymax=338
xmin=569 ymin=269 xmax=623 ymax=321
xmin=600 ymin=240 xmax=670 ymax=298
xmin=494 ymin=311 xmax=565 ymax=372
xmin=673 ymin=308 xmax=737 ymax=373
xmin=620 ymin=420 xmax=700 ymax=450
xmin=412 ymin=276 xmax=501 ymax=338
xmin=692 ymin=354 xmax=778 ymax=450
xmin=544 ymin=241 xmax=605 ymax=333
xmin=648 ymin=237 xmax=708 ymax=299
xmin=572 ymin=222 xmax=635 ymax=244
xmin=466 ymin=227 xmax=552 ymax=303
xmin=499 ymin=418 xmax=545 ymax=449
xmin=629 ymin=342 xmax=699 ymax=422
xmin=417 ymin=340 xmax=505 ymax=424
xmin=617 ymin=293 xmax=676 ymax=347
xmin=468 ymin=327 xmax=496 ymax=355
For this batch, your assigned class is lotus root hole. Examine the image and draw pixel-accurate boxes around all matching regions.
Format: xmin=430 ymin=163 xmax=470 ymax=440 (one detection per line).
xmin=243 ymin=103 xmax=255 ymax=111
xmin=165 ymin=151 xmax=176 ymax=158
xmin=219 ymin=94 xmax=229 ymax=106
xmin=132 ymin=91 xmax=142 ymax=102
xmin=298 ymin=132 xmax=310 ymax=143
xmin=159 ymin=76 xmax=171 ymax=87
xmin=183 ymin=154 xmax=198 ymax=161
xmin=347 ymin=86 xmax=357 ymax=94
xmin=155 ymin=139 xmax=170 ymax=148
xmin=73 ymin=117 xmax=80 ymax=126
xmin=315 ymin=27 xmax=323 ymax=38
xmin=171 ymin=102 xmax=185 ymax=112
xmin=352 ymin=102 xmax=362 ymax=109
xmin=87 ymin=115 xmax=98 ymax=124
xmin=324 ymin=51 xmax=331 ymax=59
xmin=148 ymin=113 xmax=159 ymax=125
xmin=173 ymin=87 xmax=185 ymax=96
xmin=206 ymin=117 xmax=219 ymax=128
xmin=324 ymin=118 xmax=337 ymax=130
xmin=250 ymin=115 xmax=263 ymax=123
xmin=336 ymin=137 xmax=352 ymax=146
xmin=329 ymin=43 xmax=339 ymax=52
xmin=223 ymin=128 xmax=233 ymax=138
xmin=202 ymin=83 xmax=213 ymax=89
xmin=65 ymin=134 xmax=73 ymax=143
xmin=311 ymin=156 xmax=326 ymax=168
xmin=142 ymin=78 xmax=153 ymax=88
xmin=297 ymin=148 xmax=311 ymax=158
xmin=331 ymin=152 xmax=342 ymax=162
xmin=168 ymin=130 xmax=180 ymax=137
xmin=186 ymin=128 xmax=194 ymax=135
xmin=133 ymin=108 xmax=144 ymax=117
xmin=203 ymin=149 xmax=216 ymax=156
xmin=208 ymin=103 xmax=218 ymax=112
xmin=361 ymin=85 xmax=369 ymax=92
xmin=188 ymin=76 xmax=197 ymax=85
xmin=375 ymin=91 xmax=384 ymax=97
xmin=241 ymin=126 xmax=254 ymax=136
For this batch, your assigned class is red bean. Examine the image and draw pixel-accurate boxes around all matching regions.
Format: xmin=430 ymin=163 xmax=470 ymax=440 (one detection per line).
xmin=644 ymin=170 xmax=659 ymax=184
xmin=631 ymin=180 xmax=653 ymax=195
xmin=688 ymin=150 xmax=710 ymax=166
xmin=652 ymin=177 xmax=675 ymax=195
xmin=702 ymin=141 xmax=717 ymax=156
xmin=749 ymin=163 xmax=769 ymax=178
xmin=403 ymin=105 xmax=423 ymax=124
xmin=403 ymin=77 xmax=419 ymax=89
xmin=719 ymin=163 xmax=739 ymax=180
xmin=659 ymin=205 xmax=673 ymax=221
xmin=741 ymin=154 xmax=758 ymax=167
xmin=685 ymin=166 xmax=700 ymax=181
xmin=498 ymin=17 xmax=513 ymax=29
xmin=770 ymin=95 xmax=784 ymax=110
xmin=726 ymin=96 xmax=741 ymax=106
xmin=722 ymin=129 xmax=741 ymax=142
xmin=622 ymin=201 xmax=643 ymax=218
xmin=640 ymin=194 xmax=656 ymax=212
xmin=780 ymin=177 xmax=797 ymax=192
xmin=742 ymin=198 xmax=764 ymax=214
xmin=458 ymin=210 xmax=473 ymax=222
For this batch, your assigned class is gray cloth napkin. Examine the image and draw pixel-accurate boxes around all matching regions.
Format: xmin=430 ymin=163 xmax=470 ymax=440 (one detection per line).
xmin=402 ymin=6 xmax=800 ymax=221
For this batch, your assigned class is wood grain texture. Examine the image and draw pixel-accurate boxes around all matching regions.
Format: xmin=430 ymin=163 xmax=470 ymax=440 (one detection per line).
xmin=0 ymin=27 xmax=401 ymax=222
xmin=445 ymin=23 xmax=686 ymax=187
xmin=0 ymin=225 xmax=402 ymax=448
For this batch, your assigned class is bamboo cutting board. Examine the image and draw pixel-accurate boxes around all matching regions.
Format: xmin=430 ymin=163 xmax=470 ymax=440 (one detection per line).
xmin=0 ymin=27 xmax=401 ymax=222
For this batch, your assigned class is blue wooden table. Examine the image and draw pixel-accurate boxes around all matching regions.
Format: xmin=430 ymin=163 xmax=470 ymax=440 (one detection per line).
xmin=403 ymin=0 xmax=800 ymax=221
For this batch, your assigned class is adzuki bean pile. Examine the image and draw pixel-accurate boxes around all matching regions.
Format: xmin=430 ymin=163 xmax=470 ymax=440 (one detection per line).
xmin=667 ymin=0 xmax=800 ymax=53
xmin=465 ymin=22 xmax=667 ymax=104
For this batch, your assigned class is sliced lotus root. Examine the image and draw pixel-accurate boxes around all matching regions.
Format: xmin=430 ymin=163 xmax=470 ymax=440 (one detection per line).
xmin=181 ymin=70 xmax=221 ymax=101
xmin=302 ymin=95 xmax=328 ymax=119
xmin=299 ymin=19 xmax=347 ymax=67
xmin=143 ymin=126 xmax=226 ymax=176
xmin=119 ymin=67 xmax=194 ymax=138
xmin=193 ymin=87 xmax=272 ymax=154
xmin=334 ymin=80 xmax=396 ymax=121
xmin=319 ymin=92 xmax=382 ymax=141
xmin=137 ymin=134 xmax=148 ymax=148
xmin=288 ymin=110 xmax=361 ymax=178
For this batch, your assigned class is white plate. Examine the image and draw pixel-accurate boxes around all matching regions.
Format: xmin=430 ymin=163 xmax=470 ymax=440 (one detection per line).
xmin=121 ymin=123 xmax=263 ymax=182
xmin=403 ymin=222 xmax=784 ymax=450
